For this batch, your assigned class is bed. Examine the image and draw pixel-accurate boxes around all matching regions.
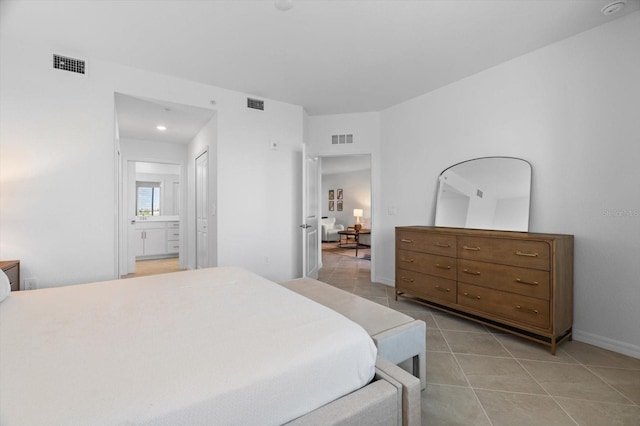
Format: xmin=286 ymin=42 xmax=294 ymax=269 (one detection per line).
xmin=0 ymin=267 xmax=420 ymax=425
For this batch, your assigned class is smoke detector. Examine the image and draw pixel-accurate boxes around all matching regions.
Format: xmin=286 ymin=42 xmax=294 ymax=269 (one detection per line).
xmin=275 ymin=0 xmax=293 ymax=11
xmin=601 ymin=1 xmax=626 ymax=16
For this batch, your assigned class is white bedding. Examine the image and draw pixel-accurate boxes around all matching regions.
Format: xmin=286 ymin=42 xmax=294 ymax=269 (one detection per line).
xmin=0 ymin=267 xmax=377 ymax=426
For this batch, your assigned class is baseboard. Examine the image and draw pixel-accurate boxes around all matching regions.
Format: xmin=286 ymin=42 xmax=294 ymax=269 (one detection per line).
xmin=573 ymin=329 xmax=640 ymax=359
xmin=376 ymin=276 xmax=394 ymax=287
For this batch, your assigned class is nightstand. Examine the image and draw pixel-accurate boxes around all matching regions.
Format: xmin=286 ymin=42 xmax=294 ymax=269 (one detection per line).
xmin=1 ymin=260 xmax=20 ymax=291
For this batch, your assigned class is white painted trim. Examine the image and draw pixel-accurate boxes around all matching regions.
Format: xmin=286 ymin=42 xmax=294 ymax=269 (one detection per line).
xmin=377 ymin=277 xmax=394 ymax=287
xmin=573 ymin=329 xmax=640 ymax=359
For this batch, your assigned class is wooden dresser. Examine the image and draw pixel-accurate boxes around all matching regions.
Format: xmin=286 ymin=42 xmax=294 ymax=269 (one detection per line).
xmin=395 ymin=226 xmax=573 ymax=354
xmin=1 ymin=260 xmax=20 ymax=292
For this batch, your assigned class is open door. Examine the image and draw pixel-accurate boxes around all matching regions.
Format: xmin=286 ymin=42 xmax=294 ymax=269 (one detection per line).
xmin=301 ymin=145 xmax=320 ymax=278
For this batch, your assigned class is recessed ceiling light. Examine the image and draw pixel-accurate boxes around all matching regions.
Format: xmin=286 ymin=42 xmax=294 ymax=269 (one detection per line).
xmin=156 ymin=125 xmax=167 ymax=131
xmin=601 ymin=1 xmax=626 ymax=16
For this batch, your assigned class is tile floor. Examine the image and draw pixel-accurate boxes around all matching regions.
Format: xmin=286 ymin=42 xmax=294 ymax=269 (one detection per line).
xmin=317 ymin=249 xmax=640 ymax=426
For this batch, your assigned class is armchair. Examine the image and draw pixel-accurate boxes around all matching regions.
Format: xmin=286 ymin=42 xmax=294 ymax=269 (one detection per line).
xmin=320 ymin=217 xmax=344 ymax=242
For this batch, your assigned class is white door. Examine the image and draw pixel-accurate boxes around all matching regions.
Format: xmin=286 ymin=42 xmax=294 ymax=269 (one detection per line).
xmin=196 ymin=150 xmax=209 ymax=269
xmin=126 ymin=161 xmax=138 ymax=273
xmin=301 ymin=145 xmax=320 ymax=278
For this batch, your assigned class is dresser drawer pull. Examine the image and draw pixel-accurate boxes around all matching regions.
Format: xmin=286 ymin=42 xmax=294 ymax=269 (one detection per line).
xmin=463 ymin=292 xmax=480 ymax=300
xmin=515 ymin=250 xmax=538 ymax=257
xmin=401 ymin=276 xmax=414 ymax=283
xmin=515 ymin=278 xmax=539 ymax=286
xmin=463 ymin=245 xmax=481 ymax=251
xmin=401 ymin=257 xmax=415 ymax=263
xmin=434 ymin=242 xmax=451 ymax=247
xmin=463 ymin=269 xmax=481 ymax=276
xmin=516 ymin=305 xmax=539 ymax=314
xmin=400 ymin=238 xmax=414 ymax=243
xmin=435 ymin=285 xmax=450 ymax=293
xmin=435 ymin=264 xmax=451 ymax=270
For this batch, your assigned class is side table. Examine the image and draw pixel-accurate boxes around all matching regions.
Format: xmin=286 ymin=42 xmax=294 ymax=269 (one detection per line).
xmin=1 ymin=260 xmax=20 ymax=291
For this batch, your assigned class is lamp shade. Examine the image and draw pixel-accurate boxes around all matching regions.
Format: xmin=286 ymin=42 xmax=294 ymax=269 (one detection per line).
xmin=353 ymin=209 xmax=363 ymax=217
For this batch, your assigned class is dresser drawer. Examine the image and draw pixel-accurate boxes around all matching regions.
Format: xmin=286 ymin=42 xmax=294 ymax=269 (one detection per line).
xmin=168 ymin=242 xmax=180 ymax=253
xmin=457 ymin=237 xmax=550 ymax=270
xmin=397 ymin=269 xmax=456 ymax=304
xmin=458 ymin=259 xmax=550 ymax=300
xmin=168 ymin=221 xmax=180 ymax=229
xmin=458 ymin=283 xmax=550 ymax=329
xmin=397 ymin=250 xmax=456 ymax=280
xmin=397 ymin=231 xmax=456 ymax=256
xmin=167 ymin=230 xmax=180 ymax=241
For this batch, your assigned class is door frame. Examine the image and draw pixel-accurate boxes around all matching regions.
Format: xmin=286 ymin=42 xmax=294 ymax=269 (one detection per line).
xmin=195 ymin=148 xmax=209 ymax=269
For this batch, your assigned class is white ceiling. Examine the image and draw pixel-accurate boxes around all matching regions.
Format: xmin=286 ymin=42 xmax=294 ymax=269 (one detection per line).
xmin=115 ymin=94 xmax=215 ymax=144
xmin=2 ymin=1 xmax=638 ymax=115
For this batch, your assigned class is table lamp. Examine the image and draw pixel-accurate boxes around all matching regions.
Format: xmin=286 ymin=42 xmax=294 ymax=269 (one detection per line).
xmin=353 ymin=209 xmax=363 ymax=231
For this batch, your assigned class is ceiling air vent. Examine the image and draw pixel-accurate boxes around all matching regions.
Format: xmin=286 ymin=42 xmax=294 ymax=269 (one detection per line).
xmin=247 ymin=98 xmax=264 ymax=110
xmin=331 ymin=134 xmax=354 ymax=144
xmin=53 ymin=54 xmax=86 ymax=74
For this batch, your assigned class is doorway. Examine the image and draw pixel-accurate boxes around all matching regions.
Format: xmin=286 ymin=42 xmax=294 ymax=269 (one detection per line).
xmin=195 ymin=150 xmax=209 ymax=269
xmin=114 ymin=92 xmax=216 ymax=277
xmin=124 ymin=160 xmax=183 ymax=278
xmin=319 ymin=155 xmax=372 ymax=263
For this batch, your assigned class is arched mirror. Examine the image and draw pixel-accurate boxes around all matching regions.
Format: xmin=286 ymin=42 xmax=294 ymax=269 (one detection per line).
xmin=435 ymin=157 xmax=532 ymax=232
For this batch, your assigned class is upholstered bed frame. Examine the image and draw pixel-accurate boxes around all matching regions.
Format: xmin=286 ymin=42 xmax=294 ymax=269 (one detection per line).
xmin=280 ymin=278 xmax=427 ymax=390
xmin=280 ymin=277 xmax=426 ymax=425
xmin=287 ymin=357 xmax=421 ymax=426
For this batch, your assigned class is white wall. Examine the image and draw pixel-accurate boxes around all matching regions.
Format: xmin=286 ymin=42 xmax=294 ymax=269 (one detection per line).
xmin=377 ymin=12 xmax=640 ymax=357
xmin=214 ymin=98 xmax=304 ymax=281
xmin=321 ymin=169 xmax=371 ymax=229
xmin=306 ymin=112 xmax=380 ymax=158
xmin=0 ymin=36 xmax=304 ymax=287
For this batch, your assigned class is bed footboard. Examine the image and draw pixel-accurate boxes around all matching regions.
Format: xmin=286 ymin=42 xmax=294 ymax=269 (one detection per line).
xmin=285 ymin=357 xmax=421 ymax=426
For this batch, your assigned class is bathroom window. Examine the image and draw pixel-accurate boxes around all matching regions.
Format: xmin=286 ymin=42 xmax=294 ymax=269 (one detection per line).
xmin=137 ymin=182 xmax=161 ymax=216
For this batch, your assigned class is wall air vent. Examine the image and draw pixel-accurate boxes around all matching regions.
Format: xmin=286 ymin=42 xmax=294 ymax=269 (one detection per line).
xmin=53 ymin=54 xmax=86 ymax=74
xmin=247 ymin=98 xmax=264 ymax=110
xmin=331 ymin=134 xmax=354 ymax=144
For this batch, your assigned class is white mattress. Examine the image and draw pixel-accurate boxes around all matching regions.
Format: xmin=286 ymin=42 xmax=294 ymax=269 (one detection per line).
xmin=0 ymin=267 xmax=376 ymax=426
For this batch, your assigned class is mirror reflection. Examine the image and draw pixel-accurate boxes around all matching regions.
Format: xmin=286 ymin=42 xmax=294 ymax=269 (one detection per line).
xmin=135 ymin=162 xmax=181 ymax=217
xmin=435 ymin=157 xmax=531 ymax=232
